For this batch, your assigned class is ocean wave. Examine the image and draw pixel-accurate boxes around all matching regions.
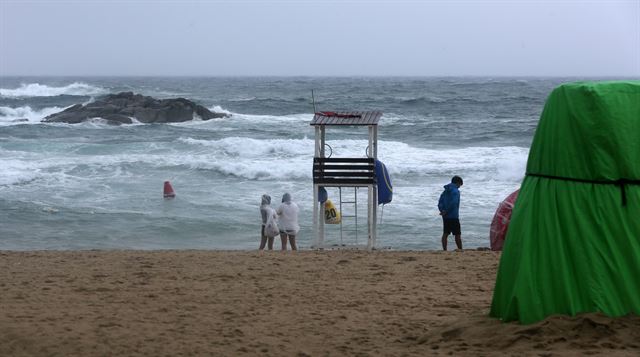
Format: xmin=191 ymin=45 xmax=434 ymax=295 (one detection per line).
xmin=211 ymin=112 xmax=312 ymax=124
xmin=398 ymin=96 xmax=447 ymax=104
xmin=178 ymin=136 xmax=529 ymax=180
xmin=1 ymin=136 xmax=528 ymax=184
xmin=167 ymin=110 xmax=306 ymax=129
xmin=392 ymin=95 xmax=512 ymax=106
xmin=226 ymin=96 xmax=257 ymax=102
xmin=178 ymin=137 xmax=310 ymax=157
xmin=0 ymin=105 xmax=68 ymax=125
xmin=504 ymin=95 xmax=542 ymax=102
xmin=225 ymin=96 xmax=310 ymax=104
xmin=380 ymin=143 xmax=528 ymax=179
xmin=0 ymin=160 xmax=40 ymax=186
xmin=448 ymin=78 xmax=532 ymax=87
xmin=208 ymin=105 xmax=232 ymax=115
xmin=0 ymin=82 xmax=106 ymax=98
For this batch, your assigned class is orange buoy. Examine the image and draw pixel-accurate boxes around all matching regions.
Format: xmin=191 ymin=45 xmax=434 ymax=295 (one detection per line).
xmin=163 ymin=181 xmax=176 ymax=198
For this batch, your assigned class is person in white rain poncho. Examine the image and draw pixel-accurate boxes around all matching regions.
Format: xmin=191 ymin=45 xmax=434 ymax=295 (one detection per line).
xmin=277 ymin=193 xmax=300 ymax=251
xmin=259 ymin=194 xmax=278 ymax=250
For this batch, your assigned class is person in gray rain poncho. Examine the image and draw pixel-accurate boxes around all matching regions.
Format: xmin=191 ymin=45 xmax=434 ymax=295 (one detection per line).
xmin=259 ymin=194 xmax=279 ymax=250
xmin=277 ymin=193 xmax=300 ymax=251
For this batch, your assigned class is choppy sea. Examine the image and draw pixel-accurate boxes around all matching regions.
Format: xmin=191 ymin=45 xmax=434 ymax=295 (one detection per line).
xmin=0 ymin=76 xmax=619 ymax=250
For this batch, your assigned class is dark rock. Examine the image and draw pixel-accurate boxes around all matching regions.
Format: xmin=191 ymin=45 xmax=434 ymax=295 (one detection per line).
xmin=102 ymin=114 xmax=133 ymax=125
xmin=43 ymin=92 xmax=230 ymax=124
xmin=11 ymin=118 xmax=30 ymax=123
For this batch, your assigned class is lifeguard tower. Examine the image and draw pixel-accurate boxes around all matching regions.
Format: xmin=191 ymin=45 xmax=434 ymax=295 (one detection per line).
xmin=311 ymin=111 xmax=385 ymax=250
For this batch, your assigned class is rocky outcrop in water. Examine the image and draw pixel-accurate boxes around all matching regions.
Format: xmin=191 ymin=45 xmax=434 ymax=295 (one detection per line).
xmin=43 ymin=92 xmax=230 ymax=125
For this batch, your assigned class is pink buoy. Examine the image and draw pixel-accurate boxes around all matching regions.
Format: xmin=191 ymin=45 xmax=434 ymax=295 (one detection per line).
xmin=490 ymin=189 xmax=519 ymax=251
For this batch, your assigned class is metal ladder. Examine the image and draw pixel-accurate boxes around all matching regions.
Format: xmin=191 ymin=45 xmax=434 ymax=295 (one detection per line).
xmin=338 ymin=187 xmax=360 ymax=245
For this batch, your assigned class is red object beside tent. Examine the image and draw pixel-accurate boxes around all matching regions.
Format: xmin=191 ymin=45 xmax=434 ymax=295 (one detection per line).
xmin=489 ymin=189 xmax=519 ymax=251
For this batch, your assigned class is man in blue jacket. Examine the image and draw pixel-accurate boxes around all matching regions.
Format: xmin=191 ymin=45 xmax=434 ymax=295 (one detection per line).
xmin=438 ymin=176 xmax=463 ymax=251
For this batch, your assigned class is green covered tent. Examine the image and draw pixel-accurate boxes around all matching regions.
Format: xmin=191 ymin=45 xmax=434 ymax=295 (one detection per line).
xmin=490 ymin=81 xmax=640 ymax=324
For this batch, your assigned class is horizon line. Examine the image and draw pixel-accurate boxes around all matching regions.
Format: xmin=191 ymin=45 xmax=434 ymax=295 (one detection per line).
xmin=2 ymin=74 xmax=639 ymax=78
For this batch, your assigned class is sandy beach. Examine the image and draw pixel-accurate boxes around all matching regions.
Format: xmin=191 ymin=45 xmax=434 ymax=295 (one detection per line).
xmin=1 ymin=250 xmax=638 ymax=356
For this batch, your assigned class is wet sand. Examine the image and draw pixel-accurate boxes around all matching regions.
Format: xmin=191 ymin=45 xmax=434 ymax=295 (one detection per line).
xmin=1 ymin=250 xmax=638 ymax=356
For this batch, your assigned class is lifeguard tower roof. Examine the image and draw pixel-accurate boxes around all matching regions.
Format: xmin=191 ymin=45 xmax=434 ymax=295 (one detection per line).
xmin=310 ymin=111 xmax=382 ymax=126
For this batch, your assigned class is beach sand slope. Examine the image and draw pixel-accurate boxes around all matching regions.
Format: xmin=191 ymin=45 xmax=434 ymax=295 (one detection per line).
xmin=1 ymin=250 xmax=638 ymax=356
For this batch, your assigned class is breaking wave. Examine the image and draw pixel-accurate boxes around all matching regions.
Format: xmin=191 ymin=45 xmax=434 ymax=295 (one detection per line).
xmin=0 ymin=105 xmax=68 ymax=124
xmin=0 ymin=82 xmax=107 ymax=98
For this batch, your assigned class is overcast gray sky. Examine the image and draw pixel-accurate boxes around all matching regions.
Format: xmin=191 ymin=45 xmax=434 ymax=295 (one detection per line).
xmin=1 ymin=0 xmax=638 ymax=76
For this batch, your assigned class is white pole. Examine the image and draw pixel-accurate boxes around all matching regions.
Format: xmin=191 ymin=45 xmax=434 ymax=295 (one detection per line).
xmin=367 ymin=185 xmax=373 ymax=250
xmin=313 ymin=126 xmax=320 ymax=248
xmin=368 ymin=126 xmax=373 ymax=158
xmin=314 ymin=126 xmax=321 ymax=157
xmin=313 ymin=184 xmax=319 ymax=248
xmin=319 ymin=201 xmax=325 ymax=248
xmin=372 ymin=186 xmax=378 ymax=248
xmin=321 ymin=127 xmax=326 ymax=157
xmin=373 ymin=126 xmax=378 ymax=159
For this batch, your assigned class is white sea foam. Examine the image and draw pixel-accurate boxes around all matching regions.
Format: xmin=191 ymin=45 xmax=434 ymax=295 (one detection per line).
xmin=177 ymin=137 xmax=528 ymax=181
xmin=170 ymin=112 xmax=313 ymax=130
xmin=228 ymin=112 xmax=313 ymax=124
xmin=178 ymin=137 xmax=310 ymax=157
xmin=226 ymin=96 xmax=257 ymax=102
xmin=0 ymin=158 xmax=41 ymax=186
xmin=208 ymin=105 xmax=232 ymax=115
xmin=0 ymin=82 xmax=106 ymax=98
xmin=1 ymin=135 xmax=528 ymax=187
xmin=0 ymin=105 xmax=67 ymax=124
